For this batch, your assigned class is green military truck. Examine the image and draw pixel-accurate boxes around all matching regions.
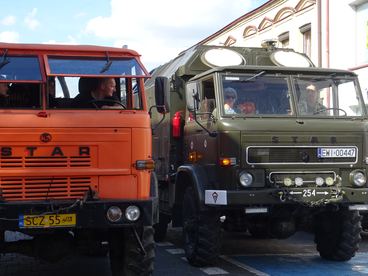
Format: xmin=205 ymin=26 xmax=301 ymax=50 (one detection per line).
xmin=146 ymin=43 xmax=368 ymax=266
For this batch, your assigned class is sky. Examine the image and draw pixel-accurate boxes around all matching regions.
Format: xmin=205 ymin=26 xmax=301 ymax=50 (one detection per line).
xmin=0 ymin=0 xmax=268 ymax=71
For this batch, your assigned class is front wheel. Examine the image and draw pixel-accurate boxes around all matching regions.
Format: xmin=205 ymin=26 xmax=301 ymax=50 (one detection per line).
xmin=109 ymin=226 xmax=155 ymax=276
xmin=314 ymin=208 xmax=361 ymax=261
xmin=182 ymin=187 xmax=221 ymax=267
xmin=153 ymin=213 xmax=170 ymax=242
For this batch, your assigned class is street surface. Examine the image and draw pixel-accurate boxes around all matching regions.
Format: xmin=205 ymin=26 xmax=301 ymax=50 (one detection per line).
xmin=2 ymin=228 xmax=368 ymax=275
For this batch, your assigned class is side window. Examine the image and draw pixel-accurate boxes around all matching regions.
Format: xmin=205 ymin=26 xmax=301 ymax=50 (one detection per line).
xmin=48 ymin=77 xmax=78 ymax=108
xmin=1 ymin=82 xmax=42 ymax=109
xmin=198 ymin=78 xmax=216 ymax=120
xmin=132 ymin=78 xmax=142 ymax=109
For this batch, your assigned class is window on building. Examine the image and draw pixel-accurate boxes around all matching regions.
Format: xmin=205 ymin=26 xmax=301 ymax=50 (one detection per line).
xmin=300 ymin=23 xmax=311 ymax=57
xmin=278 ymin=31 xmax=290 ymax=48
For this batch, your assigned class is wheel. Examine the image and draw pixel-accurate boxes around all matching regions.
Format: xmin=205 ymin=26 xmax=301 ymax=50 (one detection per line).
xmin=109 ymin=226 xmax=155 ymax=276
xmin=153 ymin=213 xmax=170 ymax=242
xmin=314 ymin=208 xmax=361 ymax=261
xmin=182 ymin=187 xmax=221 ymax=267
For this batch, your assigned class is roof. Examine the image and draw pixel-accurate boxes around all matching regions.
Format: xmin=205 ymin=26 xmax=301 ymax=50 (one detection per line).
xmin=0 ymin=42 xmax=140 ymax=57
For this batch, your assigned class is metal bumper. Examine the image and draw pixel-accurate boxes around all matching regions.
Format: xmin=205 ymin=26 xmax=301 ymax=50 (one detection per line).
xmin=0 ymin=197 xmax=158 ymax=231
xmin=204 ymin=187 xmax=368 ymax=207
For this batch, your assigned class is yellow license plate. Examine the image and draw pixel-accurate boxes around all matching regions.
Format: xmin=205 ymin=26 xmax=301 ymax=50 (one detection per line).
xmin=19 ymin=214 xmax=76 ymax=228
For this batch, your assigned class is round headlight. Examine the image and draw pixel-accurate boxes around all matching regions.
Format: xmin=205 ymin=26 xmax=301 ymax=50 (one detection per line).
xmin=325 ymin=177 xmax=334 ymax=186
xmin=107 ymin=206 xmax=123 ymax=222
xmin=295 ymin=177 xmax=304 ymax=187
xmin=125 ymin=205 xmax=140 ymax=222
xmin=315 ymin=177 xmax=324 ymax=186
xmin=283 ymin=177 xmax=293 ymax=187
xmin=353 ymin=171 xmax=366 ymax=187
xmin=239 ymin=172 xmax=253 ymax=187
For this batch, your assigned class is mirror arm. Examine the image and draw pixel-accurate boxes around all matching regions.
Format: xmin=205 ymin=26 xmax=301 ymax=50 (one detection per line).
xmin=149 ymin=105 xmax=167 ymax=135
xmin=193 ymin=110 xmax=217 ymax=137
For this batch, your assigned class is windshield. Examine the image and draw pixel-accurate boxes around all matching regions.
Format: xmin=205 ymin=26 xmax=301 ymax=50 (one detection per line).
xmin=222 ymin=74 xmax=291 ymax=115
xmin=0 ymin=56 xmax=42 ymax=81
xmin=221 ymin=73 xmax=365 ymax=117
xmin=294 ymin=77 xmax=364 ymax=116
xmin=47 ymin=57 xmax=145 ymax=77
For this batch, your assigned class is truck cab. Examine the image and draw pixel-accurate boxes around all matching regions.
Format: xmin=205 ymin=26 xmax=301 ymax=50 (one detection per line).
xmin=146 ymin=44 xmax=368 ymax=266
xmin=0 ymin=43 xmax=157 ymax=276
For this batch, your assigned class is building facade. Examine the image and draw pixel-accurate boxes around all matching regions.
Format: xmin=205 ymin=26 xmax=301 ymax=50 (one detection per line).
xmin=199 ymin=0 xmax=368 ymax=93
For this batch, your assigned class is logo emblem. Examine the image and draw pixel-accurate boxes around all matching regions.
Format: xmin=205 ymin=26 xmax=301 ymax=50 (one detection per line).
xmin=40 ymin=133 xmax=52 ymax=143
xmin=300 ymin=151 xmax=310 ymax=162
xmin=212 ymin=192 xmax=218 ymax=203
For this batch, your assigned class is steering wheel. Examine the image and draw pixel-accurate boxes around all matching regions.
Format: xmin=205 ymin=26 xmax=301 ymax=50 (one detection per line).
xmin=89 ymin=99 xmax=126 ymax=109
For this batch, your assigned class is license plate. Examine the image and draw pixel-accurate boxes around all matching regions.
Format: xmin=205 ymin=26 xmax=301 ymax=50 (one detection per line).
xmin=317 ymin=147 xmax=356 ymax=158
xmin=19 ymin=214 xmax=76 ymax=228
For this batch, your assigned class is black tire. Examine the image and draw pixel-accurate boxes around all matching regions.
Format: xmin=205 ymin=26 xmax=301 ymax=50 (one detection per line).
xmin=153 ymin=213 xmax=170 ymax=242
xmin=109 ymin=226 xmax=155 ymax=276
xmin=314 ymin=208 xmax=361 ymax=261
xmin=182 ymin=187 xmax=221 ymax=267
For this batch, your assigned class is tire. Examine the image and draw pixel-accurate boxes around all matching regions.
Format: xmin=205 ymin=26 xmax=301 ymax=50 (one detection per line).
xmin=314 ymin=208 xmax=361 ymax=261
xmin=109 ymin=226 xmax=155 ymax=276
xmin=153 ymin=213 xmax=170 ymax=242
xmin=182 ymin=187 xmax=221 ymax=267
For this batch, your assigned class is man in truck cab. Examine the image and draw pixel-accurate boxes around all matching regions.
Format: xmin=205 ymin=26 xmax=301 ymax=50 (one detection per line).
xmin=73 ymin=77 xmax=122 ymax=108
xmin=298 ymin=83 xmax=327 ymax=115
xmin=223 ymin=87 xmax=238 ymax=114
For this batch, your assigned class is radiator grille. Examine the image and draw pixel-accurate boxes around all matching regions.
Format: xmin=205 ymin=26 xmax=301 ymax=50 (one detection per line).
xmin=0 ymin=156 xmax=91 ymax=168
xmin=0 ymin=177 xmax=94 ymax=201
xmin=246 ymin=146 xmax=357 ymax=164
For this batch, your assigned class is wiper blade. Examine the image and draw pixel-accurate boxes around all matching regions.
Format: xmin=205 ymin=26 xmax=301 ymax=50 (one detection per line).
xmin=0 ymin=49 xmax=10 ymax=70
xmin=243 ymin=71 xmax=266 ymax=82
xmin=100 ymin=51 xmax=112 ymax=73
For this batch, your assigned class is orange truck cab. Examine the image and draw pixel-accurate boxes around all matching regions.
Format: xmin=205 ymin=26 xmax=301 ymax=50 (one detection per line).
xmin=0 ymin=43 xmax=157 ymax=276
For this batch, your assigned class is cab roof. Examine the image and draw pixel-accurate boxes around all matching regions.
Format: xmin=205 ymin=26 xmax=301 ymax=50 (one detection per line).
xmin=0 ymin=42 xmax=140 ymax=58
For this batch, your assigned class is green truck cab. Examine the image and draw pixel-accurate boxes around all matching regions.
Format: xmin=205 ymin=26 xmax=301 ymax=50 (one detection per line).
xmin=146 ymin=44 xmax=368 ymax=266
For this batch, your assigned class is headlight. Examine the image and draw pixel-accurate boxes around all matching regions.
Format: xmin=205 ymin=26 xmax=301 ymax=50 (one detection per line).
xmin=315 ymin=177 xmax=324 ymax=186
xmin=294 ymin=177 xmax=303 ymax=187
xmin=283 ymin=177 xmax=293 ymax=187
xmin=325 ymin=176 xmax=334 ymax=186
xmin=351 ymin=171 xmax=366 ymax=187
xmin=239 ymin=171 xmax=253 ymax=187
xmin=125 ymin=206 xmax=140 ymax=221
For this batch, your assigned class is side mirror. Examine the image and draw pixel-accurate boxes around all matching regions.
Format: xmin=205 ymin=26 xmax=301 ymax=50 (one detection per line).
xmin=154 ymin=77 xmax=170 ymax=114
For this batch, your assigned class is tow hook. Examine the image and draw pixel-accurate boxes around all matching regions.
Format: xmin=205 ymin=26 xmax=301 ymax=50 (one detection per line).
xmin=277 ymin=190 xmax=287 ymax=202
xmin=132 ymin=227 xmax=147 ymax=256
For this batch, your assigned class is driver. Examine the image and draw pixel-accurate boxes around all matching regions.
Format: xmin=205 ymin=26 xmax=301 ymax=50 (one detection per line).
xmin=299 ymin=84 xmax=326 ymax=115
xmin=73 ymin=77 xmax=122 ymax=108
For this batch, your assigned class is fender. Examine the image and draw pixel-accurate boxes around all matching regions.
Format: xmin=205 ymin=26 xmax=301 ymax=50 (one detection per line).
xmin=174 ymin=164 xmax=210 ymax=209
xmin=150 ymin=172 xmax=159 ymax=224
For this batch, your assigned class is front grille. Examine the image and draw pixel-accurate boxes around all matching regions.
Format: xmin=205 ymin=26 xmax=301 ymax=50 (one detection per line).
xmin=246 ymin=146 xmax=357 ymax=164
xmin=0 ymin=176 xmax=94 ymax=201
xmin=0 ymin=156 xmax=91 ymax=168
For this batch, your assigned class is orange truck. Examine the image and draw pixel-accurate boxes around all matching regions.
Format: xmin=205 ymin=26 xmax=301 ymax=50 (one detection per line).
xmin=0 ymin=43 xmax=158 ymax=276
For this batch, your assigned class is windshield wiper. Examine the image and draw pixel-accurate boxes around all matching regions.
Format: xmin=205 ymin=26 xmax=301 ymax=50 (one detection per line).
xmin=0 ymin=49 xmax=10 ymax=70
xmin=100 ymin=51 xmax=112 ymax=73
xmin=242 ymin=71 xmax=265 ymax=82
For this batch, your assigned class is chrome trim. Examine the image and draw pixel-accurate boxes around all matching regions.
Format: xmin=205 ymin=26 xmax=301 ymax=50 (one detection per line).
xmin=246 ymin=145 xmax=358 ymax=165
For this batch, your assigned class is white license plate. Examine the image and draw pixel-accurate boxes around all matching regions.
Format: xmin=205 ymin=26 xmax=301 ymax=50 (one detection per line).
xmin=317 ymin=147 xmax=356 ymax=158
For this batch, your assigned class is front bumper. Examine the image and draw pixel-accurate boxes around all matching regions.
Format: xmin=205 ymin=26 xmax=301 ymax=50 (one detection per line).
xmin=205 ymin=187 xmax=368 ymax=207
xmin=0 ymin=197 xmax=158 ymax=231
